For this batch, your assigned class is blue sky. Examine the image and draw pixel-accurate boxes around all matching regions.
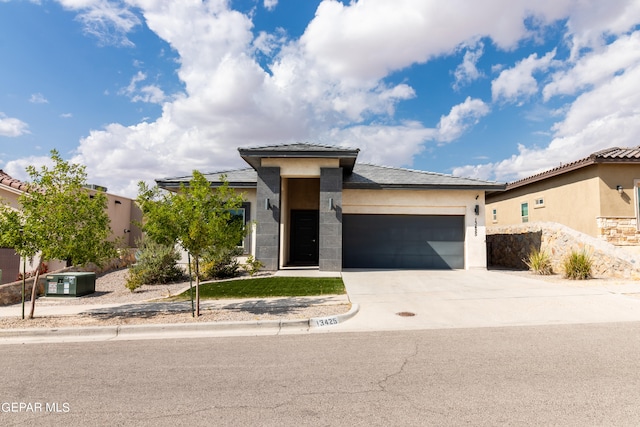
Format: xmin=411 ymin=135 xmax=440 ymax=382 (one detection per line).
xmin=1 ymin=0 xmax=640 ymax=197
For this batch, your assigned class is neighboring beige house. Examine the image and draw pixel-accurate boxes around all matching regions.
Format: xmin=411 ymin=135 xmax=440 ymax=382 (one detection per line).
xmin=0 ymin=170 xmax=142 ymax=284
xmin=157 ymin=143 xmax=505 ymax=272
xmin=485 ymin=146 xmax=640 ymax=247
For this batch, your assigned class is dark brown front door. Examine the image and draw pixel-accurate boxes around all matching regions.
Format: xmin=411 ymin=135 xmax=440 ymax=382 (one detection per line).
xmin=290 ymin=210 xmax=319 ymax=266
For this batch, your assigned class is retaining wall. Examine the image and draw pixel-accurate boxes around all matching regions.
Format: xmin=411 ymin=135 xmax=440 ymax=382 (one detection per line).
xmin=487 ymin=222 xmax=640 ymax=279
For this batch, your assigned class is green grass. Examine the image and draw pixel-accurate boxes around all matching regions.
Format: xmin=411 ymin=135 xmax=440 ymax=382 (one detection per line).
xmin=171 ymin=276 xmax=345 ymax=300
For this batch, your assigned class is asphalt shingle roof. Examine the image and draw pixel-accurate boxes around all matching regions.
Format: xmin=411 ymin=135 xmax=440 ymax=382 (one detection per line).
xmin=157 ymin=164 xmax=503 ymax=191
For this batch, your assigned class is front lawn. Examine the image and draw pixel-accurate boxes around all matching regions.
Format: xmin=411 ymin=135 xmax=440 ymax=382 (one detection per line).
xmin=171 ymin=276 xmax=345 ymax=300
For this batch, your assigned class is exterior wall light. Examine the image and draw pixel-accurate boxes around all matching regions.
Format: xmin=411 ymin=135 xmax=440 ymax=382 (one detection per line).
xmin=329 ymin=197 xmax=334 ymax=210
xmin=264 ymin=198 xmax=270 ymax=210
xmin=617 ymin=185 xmax=624 ymax=194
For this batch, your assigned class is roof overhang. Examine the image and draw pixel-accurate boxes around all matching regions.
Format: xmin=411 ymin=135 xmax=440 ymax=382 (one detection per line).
xmin=238 ymin=144 xmax=360 ymax=173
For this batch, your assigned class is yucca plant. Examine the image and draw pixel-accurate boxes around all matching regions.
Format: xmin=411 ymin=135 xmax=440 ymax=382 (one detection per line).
xmin=523 ymin=247 xmax=553 ymax=275
xmin=563 ymin=250 xmax=592 ymax=280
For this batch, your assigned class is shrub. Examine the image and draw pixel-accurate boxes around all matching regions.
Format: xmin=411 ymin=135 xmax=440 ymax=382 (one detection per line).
xmin=125 ymin=238 xmax=185 ymax=291
xmin=197 ymin=246 xmax=243 ymax=280
xmin=242 ymin=255 xmax=264 ymax=277
xmin=563 ymin=250 xmax=593 ymax=280
xmin=523 ymin=247 xmax=552 ymax=275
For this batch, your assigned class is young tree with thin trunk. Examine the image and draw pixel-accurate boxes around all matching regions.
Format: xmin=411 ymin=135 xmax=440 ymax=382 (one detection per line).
xmin=137 ymin=171 xmax=246 ymax=316
xmin=0 ymin=150 xmax=117 ymax=319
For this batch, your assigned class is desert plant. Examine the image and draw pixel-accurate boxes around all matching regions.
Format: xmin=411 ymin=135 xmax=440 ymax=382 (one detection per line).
xmin=125 ymin=238 xmax=185 ymax=291
xmin=523 ymin=247 xmax=552 ymax=275
xmin=563 ymin=250 xmax=593 ymax=280
xmin=242 ymin=255 xmax=264 ymax=277
xmin=197 ymin=246 xmax=243 ymax=280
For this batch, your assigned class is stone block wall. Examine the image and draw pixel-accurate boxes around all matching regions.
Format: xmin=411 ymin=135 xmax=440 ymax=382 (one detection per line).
xmin=597 ymin=216 xmax=640 ymax=246
xmin=487 ymin=222 xmax=640 ymax=279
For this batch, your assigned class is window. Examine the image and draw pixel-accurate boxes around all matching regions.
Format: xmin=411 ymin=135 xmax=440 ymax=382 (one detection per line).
xmin=534 ymin=197 xmax=545 ymax=208
xmin=521 ymin=202 xmax=529 ymax=223
xmin=229 ymin=202 xmax=251 ymax=250
xmin=492 ymin=208 xmax=497 ymax=223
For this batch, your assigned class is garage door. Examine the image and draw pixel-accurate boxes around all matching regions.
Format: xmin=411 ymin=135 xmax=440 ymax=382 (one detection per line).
xmin=343 ymin=214 xmax=465 ymax=269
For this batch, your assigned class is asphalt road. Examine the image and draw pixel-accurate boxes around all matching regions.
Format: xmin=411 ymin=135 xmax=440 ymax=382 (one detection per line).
xmin=2 ymin=323 xmax=640 ymax=426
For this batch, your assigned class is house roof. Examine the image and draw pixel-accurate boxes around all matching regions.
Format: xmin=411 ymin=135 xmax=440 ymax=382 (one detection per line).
xmin=157 ymin=164 xmax=504 ymax=191
xmin=502 ymin=145 xmax=640 ymax=191
xmin=0 ymin=170 xmax=29 ymax=192
xmin=238 ymin=143 xmax=360 ymax=173
xmin=344 ymin=164 xmax=504 ymax=190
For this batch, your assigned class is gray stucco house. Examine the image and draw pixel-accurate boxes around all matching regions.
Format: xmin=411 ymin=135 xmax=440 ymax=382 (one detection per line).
xmin=157 ymin=143 xmax=504 ymax=272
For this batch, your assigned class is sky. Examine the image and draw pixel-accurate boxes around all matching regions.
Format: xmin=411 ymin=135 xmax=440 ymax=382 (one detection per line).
xmin=1 ymin=0 xmax=640 ymax=198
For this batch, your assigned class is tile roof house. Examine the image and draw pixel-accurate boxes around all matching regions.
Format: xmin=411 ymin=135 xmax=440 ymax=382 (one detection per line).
xmin=0 ymin=170 xmax=142 ymax=284
xmin=485 ymin=146 xmax=640 ymax=247
xmin=157 ymin=143 xmax=504 ymax=271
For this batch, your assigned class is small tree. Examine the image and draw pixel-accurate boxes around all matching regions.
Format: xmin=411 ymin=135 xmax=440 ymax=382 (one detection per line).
xmin=0 ymin=150 xmax=117 ymax=318
xmin=137 ymin=171 xmax=246 ymax=316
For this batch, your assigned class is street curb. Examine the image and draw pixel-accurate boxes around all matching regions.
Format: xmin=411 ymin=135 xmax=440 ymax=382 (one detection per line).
xmin=309 ymin=303 xmax=359 ymax=328
xmin=0 ymin=303 xmax=360 ymax=344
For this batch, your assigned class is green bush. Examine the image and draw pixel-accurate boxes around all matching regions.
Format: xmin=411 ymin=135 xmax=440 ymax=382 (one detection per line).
xmin=563 ymin=250 xmax=593 ymax=280
xmin=125 ymin=238 xmax=185 ymax=291
xmin=242 ymin=255 xmax=264 ymax=277
xmin=523 ymin=247 xmax=552 ymax=275
xmin=197 ymin=246 xmax=243 ymax=280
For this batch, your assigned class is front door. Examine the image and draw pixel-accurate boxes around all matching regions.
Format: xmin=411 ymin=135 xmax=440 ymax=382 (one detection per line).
xmin=290 ymin=210 xmax=319 ymax=266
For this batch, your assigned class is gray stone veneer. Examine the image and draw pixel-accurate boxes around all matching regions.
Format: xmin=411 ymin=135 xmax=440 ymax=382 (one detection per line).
xmin=255 ymin=167 xmax=281 ymax=271
xmin=319 ymin=168 xmax=343 ymax=271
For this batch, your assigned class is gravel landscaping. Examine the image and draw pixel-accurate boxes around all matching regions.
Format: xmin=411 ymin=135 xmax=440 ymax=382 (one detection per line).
xmin=0 ymin=269 xmax=351 ymax=329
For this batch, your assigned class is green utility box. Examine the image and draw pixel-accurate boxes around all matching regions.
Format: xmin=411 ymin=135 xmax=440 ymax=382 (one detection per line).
xmin=45 ymin=272 xmax=96 ymax=297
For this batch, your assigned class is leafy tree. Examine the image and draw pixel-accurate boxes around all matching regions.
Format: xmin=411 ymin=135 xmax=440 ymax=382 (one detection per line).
xmin=0 ymin=149 xmax=117 ymax=318
xmin=137 ymin=171 xmax=246 ymax=316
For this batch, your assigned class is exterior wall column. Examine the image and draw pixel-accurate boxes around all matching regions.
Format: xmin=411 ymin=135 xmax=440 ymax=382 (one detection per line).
xmin=256 ymin=167 xmax=281 ymax=271
xmin=319 ymin=168 xmax=343 ymax=271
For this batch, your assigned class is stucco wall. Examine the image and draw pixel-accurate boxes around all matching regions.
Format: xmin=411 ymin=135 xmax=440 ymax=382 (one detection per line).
xmin=343 ymin=188 xmax=488 ymax=269
xmin=486 ymin=166 xmax=601 ymax=236
xmin=487 ymin=222 xmax=640 ymax=279
xmin=597 ymin=164 xmax=640 ymax=217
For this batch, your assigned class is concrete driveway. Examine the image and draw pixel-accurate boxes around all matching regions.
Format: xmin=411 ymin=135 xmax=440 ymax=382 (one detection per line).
xmin=332 ymin=269 xmax=640 ymax=332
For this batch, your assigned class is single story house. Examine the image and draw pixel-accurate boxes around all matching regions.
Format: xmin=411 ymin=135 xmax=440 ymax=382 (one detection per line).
xmin=157 ymin=143 xmax=504 ymax=272
xmin=485 ymin=146 xmax=640 ymax=247
xmin=0 ymin=170 xmax=142 ymax=284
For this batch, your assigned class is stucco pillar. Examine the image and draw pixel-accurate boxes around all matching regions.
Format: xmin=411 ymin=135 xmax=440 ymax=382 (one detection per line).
xmin=319 ymin=168 xmax=343 ymax=271
xmin=256 ymin=167 xmax=281 ymax=271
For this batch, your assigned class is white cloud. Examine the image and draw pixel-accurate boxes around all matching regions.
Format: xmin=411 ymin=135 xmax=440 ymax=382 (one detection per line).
xmin=3 ymin=155 xmax=53 ymax=183
xmin=543 ymin=31 xmax=640 ymax=100
xmin=263 ymin=0 xmax=277 ymax=12
xmin=454 ymin=62 xmax=640 ymax=182
xmin=58 ymin=0 xmax=141 ymax=47
xmin=436 ymin=97 xmax=490 ymax=143
xmin=0 ymin=113 xmax=29 ymax=137
xmin=321 ymin=122 xmax=434 ymax=167
xmin=120 ymin=71 xmax=166 ymax=103
xmin=453 ymin=42 xmax=484 ymax=90
xmin=29 ymin=93 xmax=49 ymax=104
xmin=491 ymin=50 xmax=557 ymax=104
xmin=28 ymin=0 xmax=639 ymax=197
xmin=299 ymin=0 xmax=573 ymax=81
xmin=60 ymin=113 xmax=73 ymax=118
